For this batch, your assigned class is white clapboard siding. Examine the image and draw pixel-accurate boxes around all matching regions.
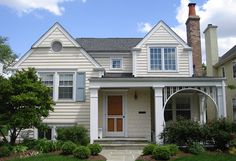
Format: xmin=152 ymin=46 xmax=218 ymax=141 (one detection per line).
xmin=136 ymin=26 xmax=190 ymax=77
xmin=93 ymin=55 xmax=132 ymax=73
xmin=18 ymin=47 xmax=99 ymax=129
xmin=38 ymin=28 xmax=75 ymax=47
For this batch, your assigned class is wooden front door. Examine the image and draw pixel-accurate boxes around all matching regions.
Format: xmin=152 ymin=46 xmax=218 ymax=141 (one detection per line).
xmin=106 ymin=95 xmax=125 ymax=136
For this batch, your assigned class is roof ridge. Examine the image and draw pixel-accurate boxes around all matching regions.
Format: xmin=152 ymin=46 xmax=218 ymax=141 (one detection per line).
xmin=76 ymin=37 xmax=143 ymax=39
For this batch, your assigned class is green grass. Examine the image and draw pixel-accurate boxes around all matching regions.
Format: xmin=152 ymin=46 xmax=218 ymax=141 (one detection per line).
xmin=174 ymin=153 xmax=236 ymax=161
xmin=10 ymin=154 xmax=104 ymax=161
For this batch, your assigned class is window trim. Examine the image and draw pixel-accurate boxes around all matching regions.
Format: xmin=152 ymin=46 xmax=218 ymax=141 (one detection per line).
xmin=110 ymin=57 xmax=123 ymax=70
xmin=58 ymin=72 xmax=74 ymax=100
xmin=51 ymin=40 xmax=63 ymax=53
xmin=38 ymin=72 xmax=55 ymax=99
xmin=232 ymin=62 xmax=236 ymax=78
xmin=147 ymin=45 xmax=178 ymax=73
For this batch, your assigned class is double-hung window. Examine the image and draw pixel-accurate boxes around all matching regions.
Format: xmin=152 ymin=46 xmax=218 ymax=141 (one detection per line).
xmin=111 ymin=57 xmax=122 ymax=69
xmin=39 ymin=73 xmax=54 ymax=98
xmin=59 ymin=73 xmax=73 ymax=99
xmin=149 ymin=47 xmax=176 ymax=71
xmin=233 ymin=62 xmax=236 ymax=78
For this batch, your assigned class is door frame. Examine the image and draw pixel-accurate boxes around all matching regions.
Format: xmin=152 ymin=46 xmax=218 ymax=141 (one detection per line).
xmin=103 ymin=91 xmax=128 ymax=137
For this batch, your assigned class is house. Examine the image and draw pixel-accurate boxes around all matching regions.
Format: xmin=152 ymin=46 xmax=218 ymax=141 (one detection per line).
xmin=204 ymin=25 xmax=236 ymax=122
xmin=11 ymin=3 xmax=226 ymax=144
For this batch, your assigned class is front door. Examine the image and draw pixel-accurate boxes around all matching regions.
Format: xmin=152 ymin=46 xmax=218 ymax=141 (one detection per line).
xmin=106 ymin=95 xmax=125 ymax=136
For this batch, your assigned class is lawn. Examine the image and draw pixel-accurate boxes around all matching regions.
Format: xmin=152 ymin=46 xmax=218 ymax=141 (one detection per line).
xmin=9 ymin=154 xmax=105 ymax=161
xmin=174 ymin=152 xmax=236 ymax=161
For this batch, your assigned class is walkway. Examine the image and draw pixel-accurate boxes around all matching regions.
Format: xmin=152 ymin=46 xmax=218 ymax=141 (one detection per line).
xmin=100 ymin=149 xmax=142 ymax=161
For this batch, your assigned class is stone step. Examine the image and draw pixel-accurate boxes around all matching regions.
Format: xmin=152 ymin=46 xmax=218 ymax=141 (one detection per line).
xmin=100 ymin=143 xmax=148 ymax=150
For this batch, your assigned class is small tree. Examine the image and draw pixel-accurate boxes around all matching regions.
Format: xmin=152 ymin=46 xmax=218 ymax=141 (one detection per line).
xmin=0 ymin=68 xmax=54 ymax=145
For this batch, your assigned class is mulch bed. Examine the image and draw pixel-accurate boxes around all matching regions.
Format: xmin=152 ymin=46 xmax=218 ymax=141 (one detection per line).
xmin=88 ymin=154 xmax=107 ymax=160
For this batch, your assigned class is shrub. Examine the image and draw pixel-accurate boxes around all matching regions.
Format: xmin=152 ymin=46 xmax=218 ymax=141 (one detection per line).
xmin=61 ymin=141 xmax=77 ymax=155
xmin=142 ymin=144 xmax=157 ymax=155
xmin=152 ymin=146 xmax=171 ymax=160
xmin=73 ymin=146 xmax=91 ymax=159
xmin=21 ymin=139 xmax=38 ymax=149
xmin=161 ymin=119 xmax=203 ymax=146
xmin=12 ymin=145 xmax=28 ymax=153
xmin=166 ymin=144 xmax=179 ymax=156
xmin=0 ymin=145 xmax=11 ymax=157
xmin=54 ymin=140 xmax=64 ymax=151
xmin=188 ymin=142 xmax=205 ymax=155
xmin=229 ymin=147 xmax=236 ymax=155
xmin=34 ymin=139 xmax=55 ymax=153
xmin=88 ymin=144 xmax=102 ymax=156
xmin=57 ymin=125 xmax=89 ymax=146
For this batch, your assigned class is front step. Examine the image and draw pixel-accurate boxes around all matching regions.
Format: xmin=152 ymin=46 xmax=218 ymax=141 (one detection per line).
xmin=94 ymin=138 xmax=149 ymax=150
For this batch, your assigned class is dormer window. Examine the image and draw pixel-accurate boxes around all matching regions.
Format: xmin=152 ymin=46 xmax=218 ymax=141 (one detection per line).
xmin=51 ymin=41 xmax=62 ymax=52
xmin=149 ymin=47 xmax=177 ymax=72
xmin=110 ymin=57 xmax=123 ymax=70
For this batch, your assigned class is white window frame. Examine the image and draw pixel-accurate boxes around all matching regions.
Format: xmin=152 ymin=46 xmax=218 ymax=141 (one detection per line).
xmin=58 ymin=73 xmax=74 ymax=100
xmin=38 ymin=72 xmax=55 ymax=99
xmin=110 ymin=57 xmax=123 ymax=70
xmin=147 ymin=45 xmax=178 ymax=72
xmin=232 ymin=62 xmax=236 ymax=78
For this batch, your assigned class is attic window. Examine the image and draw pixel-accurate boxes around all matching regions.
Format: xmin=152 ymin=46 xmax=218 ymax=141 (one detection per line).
xmin=52 ymin=41 xmax=62 ymax=52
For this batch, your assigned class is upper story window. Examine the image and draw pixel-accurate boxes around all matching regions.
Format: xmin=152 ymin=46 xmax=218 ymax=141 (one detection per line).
xmin=233 ymin=62 xmax=236 ymax=78
xmin=111 ymin=57 xmax=122 ymax=69
xmin=59 ymin=73 xmax=73 ymax=99
xmin=222 ymin=67 xmax=225 ymax=77
xmin=149 ymin=47 xmax=176 ymax=71
xmin=39 ymin=73 xmax=54 ymax=98
xmin=51 ymin=41 xmax=62 ymax=52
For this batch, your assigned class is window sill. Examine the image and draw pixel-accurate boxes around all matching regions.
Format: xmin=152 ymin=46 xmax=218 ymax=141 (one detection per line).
xmin=55 ymin=99 xmax=75 ymax=103
xmin=148 ymin=70 xmax=178 ymax=73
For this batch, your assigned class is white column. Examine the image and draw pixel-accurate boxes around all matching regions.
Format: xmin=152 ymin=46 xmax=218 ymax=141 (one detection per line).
xmin=199 ymin=94 xmax=206 ymax=124
xmin=217 ymin=81 xmax=227 ymax=118
xmin=51 ymin=126 xmax=56 ymax=141
xmin=153 ymin=86 xmax=164 ymax=144
xmin=90 ymin=87 xmax=99 ymax=143
xmin=33 ymin=128 xmax=38 ymax=140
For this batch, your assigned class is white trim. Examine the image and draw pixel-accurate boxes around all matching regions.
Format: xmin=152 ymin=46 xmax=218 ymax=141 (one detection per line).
xmin=110 ymin=56 xmax=123 ymax=70
xmin=12 ymin=49 xmax=35 ymax=68
xmin=135 ymin=21 xmax=190 ymax=49
xmin=90 ymin=87 xmax=99 ymax=143
xmin=147 ymin=45 xmax=178 ymax=73
xmin=188 ymin=50 xmax=193 ymax=76
xmin=132 ymin=50 xmax=137 ymax=77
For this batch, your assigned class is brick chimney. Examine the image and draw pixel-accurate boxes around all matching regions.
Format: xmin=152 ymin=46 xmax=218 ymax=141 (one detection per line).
xmin=186 ymin=3 xmax=202 ymax=76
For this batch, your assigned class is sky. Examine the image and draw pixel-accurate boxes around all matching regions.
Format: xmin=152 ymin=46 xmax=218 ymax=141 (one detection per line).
xmin=0 ymin=0 xmax=236 ymax=62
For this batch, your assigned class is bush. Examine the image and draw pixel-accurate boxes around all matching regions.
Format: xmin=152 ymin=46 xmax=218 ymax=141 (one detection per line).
xmin=21 ymin=139 xmax=38 ymax=149
xmin=161 ymin=119 xmax=203 ymax=146
xmin=73 ymin=146 xmax=91 ymax=159
xmin=61 ymin=141 xmax=77 ymax=155
xmin=143 ymin=144 xmax=157 ymax=155
xmin=12 ymin=145 xmax=28 ymax=153
xmin=57 ymin=125 xmax=89 ymax=146
xmin=229 ymin=147 xmax=236 ymax=155
xmin=166 ymin=144 xmax=179 ymax=156
xmin=34 ymin=139 xmax=55 ymax=153
xmin=0 ymin=145 xmax=11 ymax=157
xmin=54 ymin=140 xmax=64 ymax=151
xmin=88 ymin=144 xmax=102 ymax=156
xmin=152 ymin=146 xmax=171 ymax=160
xmin=188 ymin=142 xmax=205 ymax=155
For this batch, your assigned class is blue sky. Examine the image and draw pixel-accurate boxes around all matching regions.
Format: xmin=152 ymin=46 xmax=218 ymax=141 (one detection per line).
xmin=0 ymin=0 xmax=235 ymax=59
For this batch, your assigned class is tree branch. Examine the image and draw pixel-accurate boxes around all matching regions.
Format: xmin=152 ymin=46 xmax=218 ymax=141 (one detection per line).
xmin=0 ymin=129 xmax=8 ymax=143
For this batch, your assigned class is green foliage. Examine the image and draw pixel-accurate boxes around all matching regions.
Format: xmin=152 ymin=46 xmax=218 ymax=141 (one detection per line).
xmin=166 ymin=144 xmax=179 ymax=156
xmin=88 ymin=143 xmax=102 ymax=156
xmin=12 ymin=145 xmax=28 ymax=153
xmin=229 ymin=147 xmax=236 ymax=155
xmin=161 ymin=119 xmax=203 ymax=145
xmin=73 ymin=146 xmax=91 ymax=159
xmin=152 ymin=146 xmax=171 ymax=160
xmin=188 ymin=142 xmax=205 ymax=155
xmin=142 ymin=144 xmax=157 ymax=155
xmin=34 ymin=139 xmax=55 ymax=153
xmin=0 ymin=145 xmax=11 ymax=157
xmin=61 ymin=141 xmax=77 ymax=155
xmin=21 ymin=139 xmax=38 ymax=149
xmin=0 ymin=68 xmax=55 ymax=145
xmin=0 ymin=36 xmax=17 ymax=70
xmin=57 ymin=125 xmax=89 ymax=146
xmin=54 ymin=140 xmax=64 ymax=151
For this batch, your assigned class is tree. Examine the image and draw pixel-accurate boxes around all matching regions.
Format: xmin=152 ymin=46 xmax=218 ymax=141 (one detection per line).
xmin=0 ymin=36 xmax=17 ymax=71
xmin=0 ymin=68 xmax=54 ymax=145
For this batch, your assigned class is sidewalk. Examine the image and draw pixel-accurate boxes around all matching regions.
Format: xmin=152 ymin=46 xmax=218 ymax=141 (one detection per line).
xmin=100 ymin=149 xmax=142 ymax=161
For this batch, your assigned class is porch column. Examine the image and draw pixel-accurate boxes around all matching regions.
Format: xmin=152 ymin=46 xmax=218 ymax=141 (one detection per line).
xmin=90 ymin=87 xmax=99 ymax=143
xmin=153 ymin=86 xmax=164 ymax=144
xmin=217 ymin=81 xmax=227 ymax=118
xmin=199 ymin=94 xmax=206 ymax=124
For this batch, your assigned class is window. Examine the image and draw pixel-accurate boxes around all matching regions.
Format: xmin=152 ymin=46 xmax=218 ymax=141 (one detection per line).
xmin=38 ymin=128 xmax=52 ymax=140
xmin=51 ymin=41 xmax=62 ymax=52
xmin=176 ymin=97 xmax=191 ymax=120
xmin=233 ymin=62 xmax=236 ymax=78
xmin=149 ymin=47 xmax=176 ymax=71
xmin=233 ymin=98 xmax=236 ymax=122
xmin=59 ymin=73 xmax=73 ymax=99
xmin=222 ymin=67 xmax=225 ymax=77
xmin=39 ymin=73 xmax=54 ymax=97
xmin=111 ymin=58 xmax=122 ymax=69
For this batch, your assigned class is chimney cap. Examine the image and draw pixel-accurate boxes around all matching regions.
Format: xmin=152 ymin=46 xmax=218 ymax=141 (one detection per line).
xmin=188 ymin=3 xmax=197 ymax=16
xmin=188 ymin=3 xmax=196 ymax=6
xmin=203 ymin=24 xmax=218 ymax=33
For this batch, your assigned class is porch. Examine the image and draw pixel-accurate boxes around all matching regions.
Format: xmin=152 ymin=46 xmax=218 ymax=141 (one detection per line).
xmin=89 ymin=77 xmax=226 ymax=143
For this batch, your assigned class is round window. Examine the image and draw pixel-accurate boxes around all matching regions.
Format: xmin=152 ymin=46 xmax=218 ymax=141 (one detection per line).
xmin=51 ymin=41 xmax=62 ymax=52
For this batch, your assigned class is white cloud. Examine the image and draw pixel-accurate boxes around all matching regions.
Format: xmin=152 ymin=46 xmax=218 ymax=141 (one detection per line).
xmin=137 ymin=22 xmax=153 ymax=33
xmin=173 ymin=0 xmax=236 ymax=61
xmin=81 ymin=0 xmax=87 ymax=3
xmin=0 ymin=0 xmax=75 ymax=16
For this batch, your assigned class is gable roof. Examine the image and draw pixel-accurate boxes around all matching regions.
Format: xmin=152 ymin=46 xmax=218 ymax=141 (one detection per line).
xmin=215 ymin=45 xmax=236 ymax=67
xmin=135 ymin=20 xmax=191 ymax=49
xmin=76 ymin=38 xmax=142 ymax=52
